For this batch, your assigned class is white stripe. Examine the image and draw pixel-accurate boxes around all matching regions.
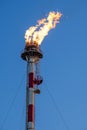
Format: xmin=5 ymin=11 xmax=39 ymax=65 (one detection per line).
xmin=29 ymin=62 xmax=34 ymax=72
xmin=28 ymin=88 xmax=34 ymax=105
xmin=27 ymin=59 xmax=34 ymax=73
xmin=27 ymin=122 xmax=34 ymax=129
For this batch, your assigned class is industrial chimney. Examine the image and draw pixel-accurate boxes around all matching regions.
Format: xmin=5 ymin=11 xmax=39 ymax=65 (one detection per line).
xmin=21 ymin=42 xmax=43 ymax=130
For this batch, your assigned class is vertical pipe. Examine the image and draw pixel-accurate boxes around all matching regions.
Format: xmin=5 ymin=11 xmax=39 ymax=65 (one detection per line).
xmin=27 ymin=58 xmax=35 ymax=130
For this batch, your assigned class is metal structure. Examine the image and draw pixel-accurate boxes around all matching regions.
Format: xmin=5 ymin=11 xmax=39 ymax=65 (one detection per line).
xmin=21 ymin=42 xmax=43 ymax=130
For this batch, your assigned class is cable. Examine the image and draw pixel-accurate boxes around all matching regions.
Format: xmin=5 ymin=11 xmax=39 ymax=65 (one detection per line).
xmin=19 ymin=99 xmax=26 ymax=130
xmin=43 ymin=81 xmax=70 ymax=130
xmin=0 ymin=72 xmax=26 ymax=130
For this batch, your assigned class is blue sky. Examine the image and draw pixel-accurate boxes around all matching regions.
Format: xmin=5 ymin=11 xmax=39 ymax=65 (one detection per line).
xmin=0 ymin=0 xmax=87 ymax=130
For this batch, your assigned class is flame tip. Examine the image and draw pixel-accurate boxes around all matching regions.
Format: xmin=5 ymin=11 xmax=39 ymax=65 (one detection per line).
xmin=25 ymin=11 xmax=62 ymax=45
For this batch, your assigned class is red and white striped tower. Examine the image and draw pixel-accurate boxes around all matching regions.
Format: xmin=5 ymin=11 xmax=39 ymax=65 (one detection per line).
xmin=21 ymin=44 xmax=43 ymax=130
xmin=27 ymin=58 xmax=34 ymax=130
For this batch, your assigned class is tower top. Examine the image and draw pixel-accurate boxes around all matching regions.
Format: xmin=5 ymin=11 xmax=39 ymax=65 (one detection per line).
xmin=21 ymin=44 xmax=43 ymax=61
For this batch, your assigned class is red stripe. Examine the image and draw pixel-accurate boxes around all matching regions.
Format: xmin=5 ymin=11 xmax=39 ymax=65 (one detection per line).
xmin=29 ymin=73 xmax=34 ymax=88
xmin=28 ymin=105 xmax=34 ymax=122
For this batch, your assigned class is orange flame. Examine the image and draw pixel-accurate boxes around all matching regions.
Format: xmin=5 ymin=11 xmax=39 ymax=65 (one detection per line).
xmin=25 ymin=11 xmax=62 ymax=46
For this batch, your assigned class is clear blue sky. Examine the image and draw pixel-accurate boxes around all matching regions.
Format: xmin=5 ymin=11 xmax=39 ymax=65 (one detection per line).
xmin=0 ymin=0 xmax=87 ymax=130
